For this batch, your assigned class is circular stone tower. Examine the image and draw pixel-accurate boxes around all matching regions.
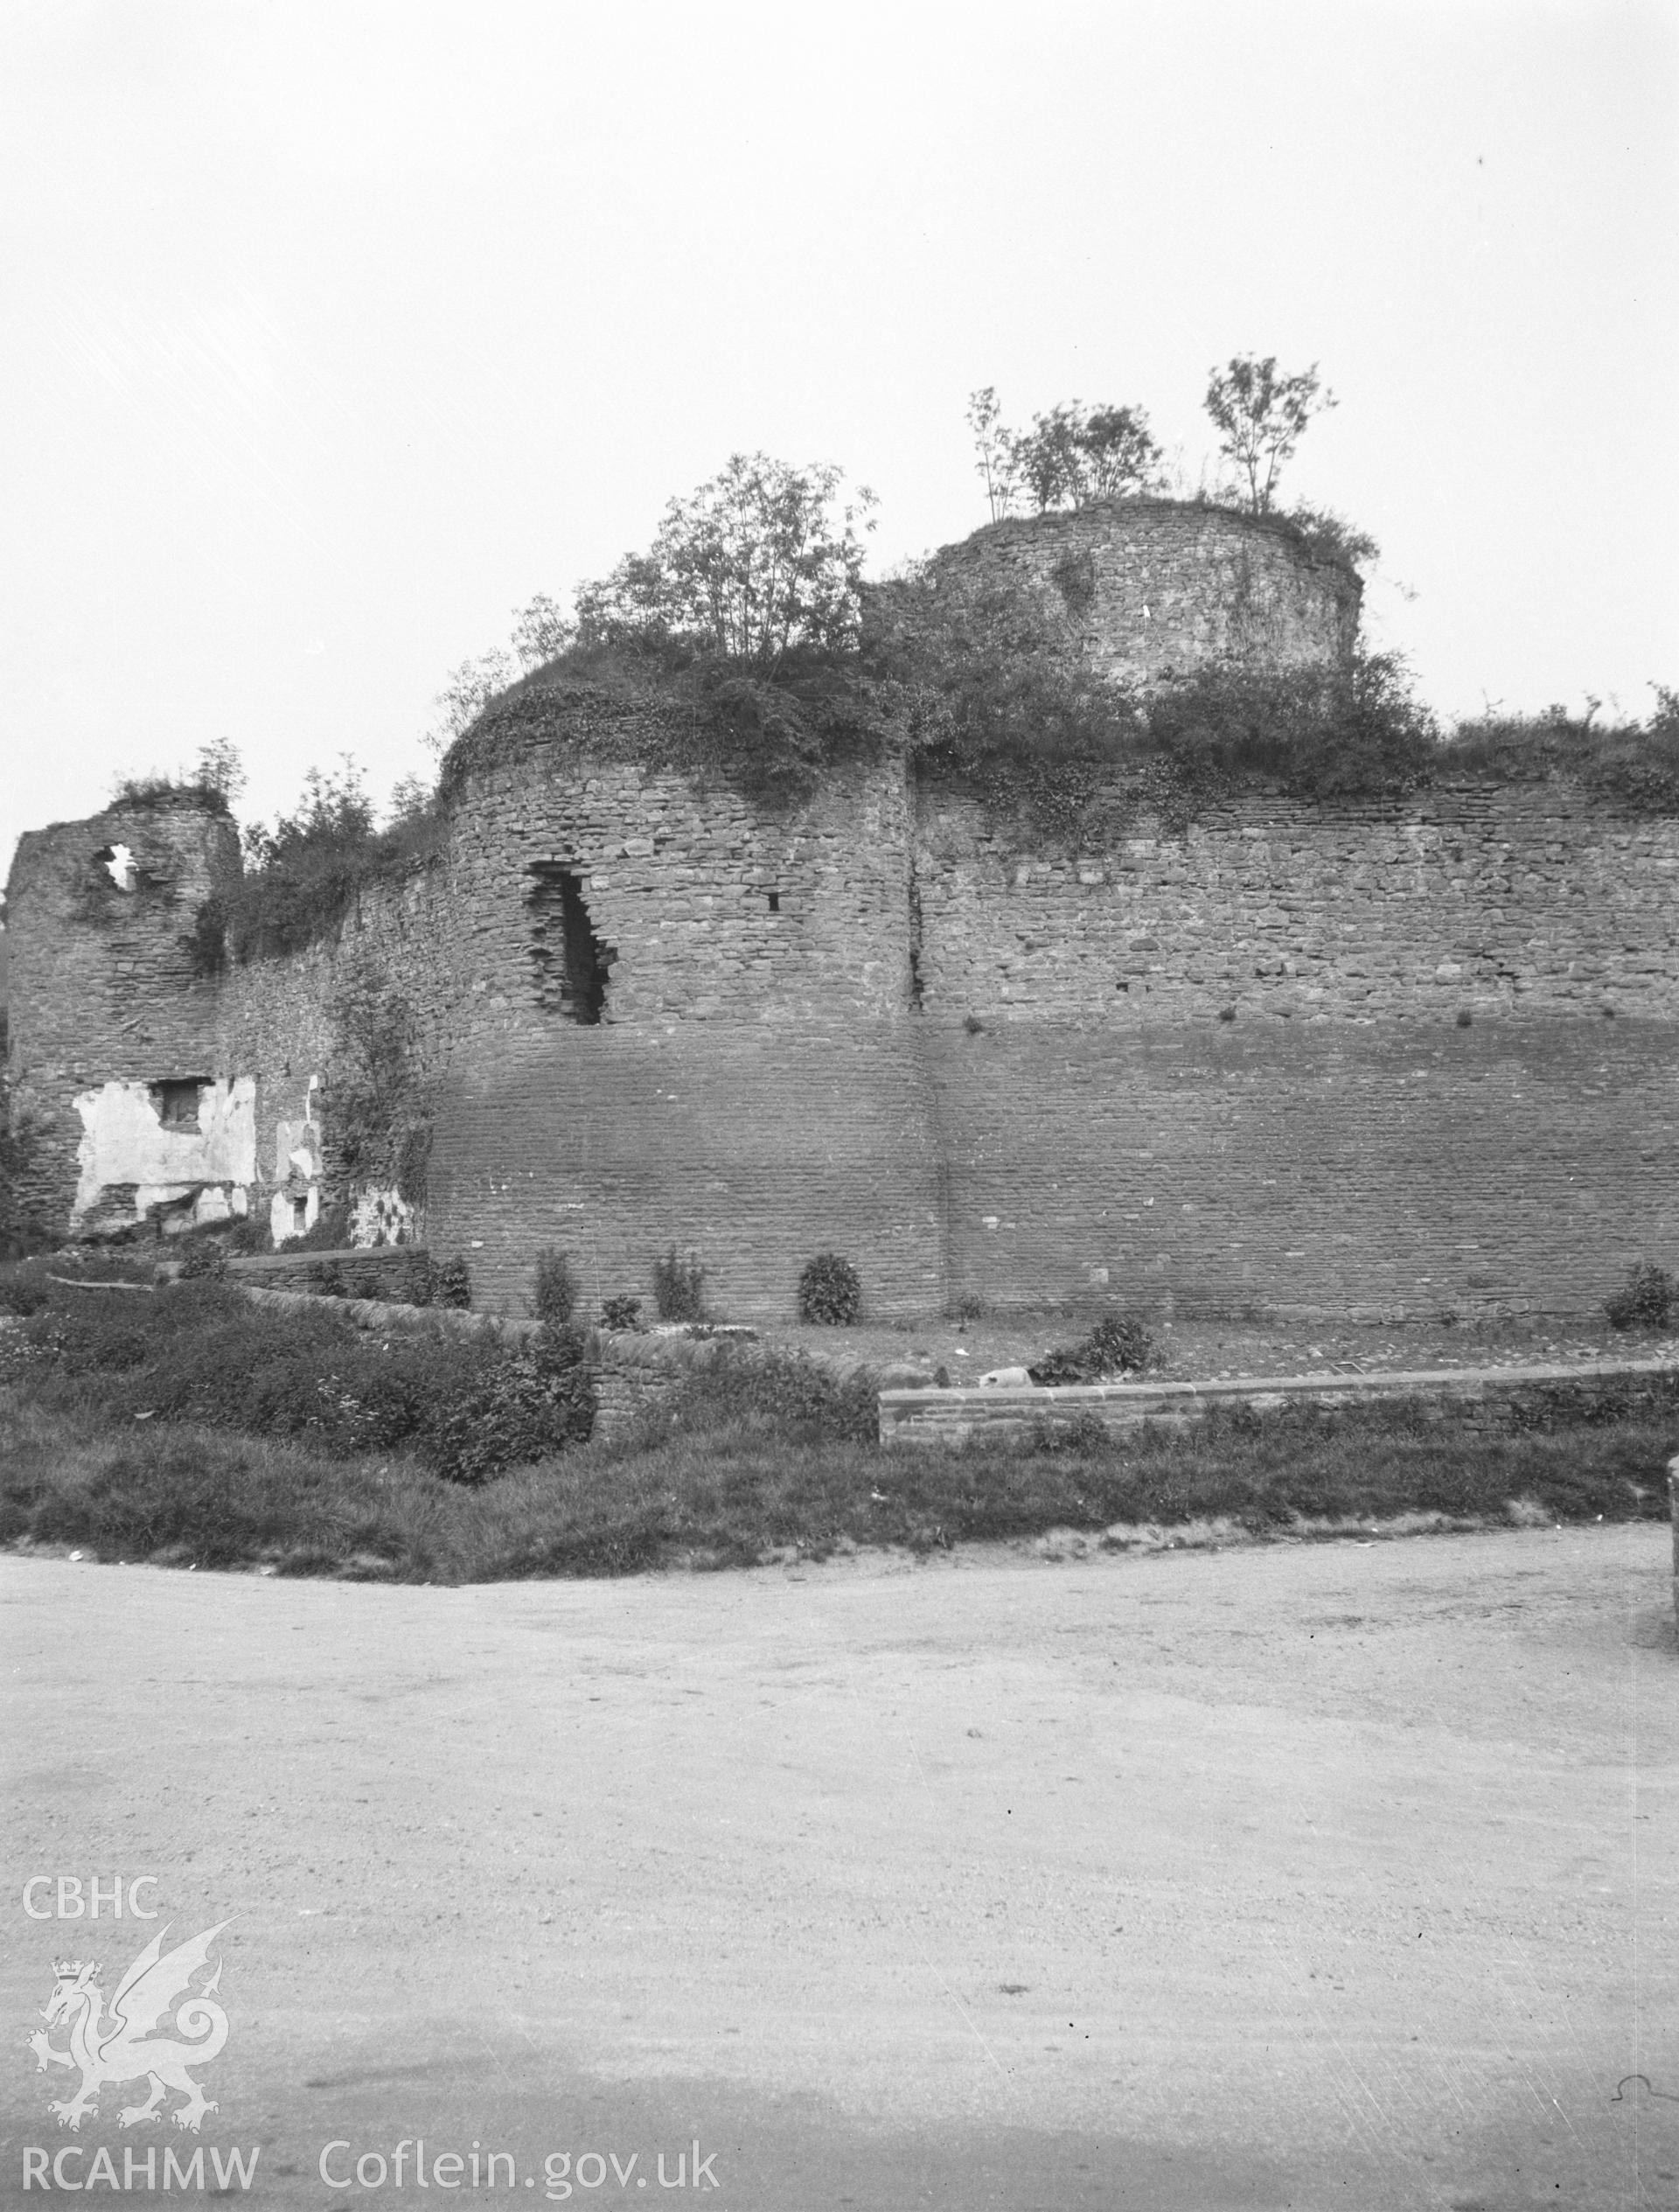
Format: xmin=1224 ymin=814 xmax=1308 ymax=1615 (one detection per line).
xmin=928 ymin=498 xmax=1362 ymax=689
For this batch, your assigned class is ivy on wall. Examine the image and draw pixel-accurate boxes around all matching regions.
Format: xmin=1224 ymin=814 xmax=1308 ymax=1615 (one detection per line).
xmin=319 ymin=954 xmax=432 ymax=1213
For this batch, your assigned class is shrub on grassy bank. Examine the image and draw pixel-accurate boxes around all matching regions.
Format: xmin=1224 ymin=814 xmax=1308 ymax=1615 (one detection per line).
xmin=1028 ymin=1313 xmax=1153 ymax=1384
xmin=3 ymin=1277 xmax=589 ymax=1481
xmin=1 ymin=1369 xmax=1670 ymax=1582
xmin=1605 ymin=1262 xmax=1675 ymax=1333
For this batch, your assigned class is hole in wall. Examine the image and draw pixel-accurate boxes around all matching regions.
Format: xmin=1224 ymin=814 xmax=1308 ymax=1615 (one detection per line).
xmin=526 ymin=863 xmax=610 ymax=1023
xmin=1050 ymin=548 xmax=1097 ymax=616
xmin=96 ymin=844 xmax=136 ymax=891
xmin=152 ymin=1078 xmax=207 ymax=1133
xmin=766 ymin=890 xmax=780 ymax=912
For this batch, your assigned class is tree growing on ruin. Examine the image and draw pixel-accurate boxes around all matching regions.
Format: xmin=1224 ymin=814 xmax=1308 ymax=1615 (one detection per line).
xmin=965 ymin=390 xmax=1162 ymax=518
xmin=1203 ymin=354 xmax=1335 ymax=514
xmin=966 ymin=387 xmax=1021 ymax=523
xmin=424 ymin=649 xmax=519 ymax=758
xmin=575 ymin=453 xmax=877 ymax=673
xmin=510 ymin=592 xmax=575 ymax=671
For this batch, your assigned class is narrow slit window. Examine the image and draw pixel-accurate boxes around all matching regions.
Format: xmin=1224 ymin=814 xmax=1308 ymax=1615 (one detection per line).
xmin=526 ymin=863 xmax=610 ymax=1023
xmin=767 ymin=890 xmax=780 ymax=912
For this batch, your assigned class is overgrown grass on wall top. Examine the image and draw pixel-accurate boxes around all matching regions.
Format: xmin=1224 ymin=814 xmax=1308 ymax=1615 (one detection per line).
xmin=1440 ymin=692 xmax=1679 ymax=813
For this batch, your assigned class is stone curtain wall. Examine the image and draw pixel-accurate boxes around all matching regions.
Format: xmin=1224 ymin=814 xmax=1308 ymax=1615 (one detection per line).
xmin=912 ymin=785 xmax=1679 ymax=1026
xmin=9 ymin=726 xmax=1676 ymax=1323
xmin=909 ymin=781 xmax=1679 ymax=1319
xmin=928 ymin=501 xmax=1362 ymax=687
xmin=3 ymin=801 xmax=239 ymax=1235
xmin=415 ymin=717 xmax=939 ymax=1317
xmin=920 ymin=1018 xmax=1677 ymax=1322
xmin=425 ymin=1025 xmax=946 ymax=1321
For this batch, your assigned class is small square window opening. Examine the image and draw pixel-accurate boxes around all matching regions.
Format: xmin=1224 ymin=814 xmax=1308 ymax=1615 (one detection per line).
xmin=152 ymin=1078 xmax=206 ymax=1133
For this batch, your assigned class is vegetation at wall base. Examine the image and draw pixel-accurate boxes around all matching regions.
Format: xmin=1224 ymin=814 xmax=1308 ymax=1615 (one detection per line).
xmin=798 ymin=1253 xmax=862 ymax=1325
xmin=651 ymin=1246 xmax=708 ymax=1323
xmin=1604 ymin=1262 xmax=1676 ymax=1333
xmin=277 ymin=1206 xmax=351 ymax=1253
xmin=0 ymin=1272 xmax=582 ymax=1482
xmin=1 ymin=1331 xmax=1669 ymax=1581
xmin=533 ymin=1248 xmax=579 ymax=1325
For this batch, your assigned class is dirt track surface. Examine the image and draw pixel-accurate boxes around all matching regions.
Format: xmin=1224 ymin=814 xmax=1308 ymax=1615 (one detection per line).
xmin=3 ymin=1529 xmax=1676 ymax=2212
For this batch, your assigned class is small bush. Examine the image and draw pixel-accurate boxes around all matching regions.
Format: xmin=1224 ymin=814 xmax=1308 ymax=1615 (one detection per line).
xmin=798 ymin=1252 xmax=861 ymax=1325
xmin=647 ymin=1342 xmax=879 ymax=1448
xmin=1028 ymin=1313 xmax=1153 ymax=1385
xmin=951 ymin=1294 xmax=986 ymax=1322
xmin=309 ymin=1260 xmax=346 ymax=1298
xmin=533 ymin=1249 xmax=578 ymax=1325
xmin=425 ymin=1323 xmax=593 ymax=1483
xmin=0 ymin=1265 xmax=54 ymax=1317
xmin=279 ymin=1206 xmax=350 ymax=1253
xmin=433 ymin=1257 xmax=472 ymax=1310
xmin=651 ymin=1246 xmax=708 ymax=1322
xmin=177 ymin=1239 xmax=227 ymax=1281
xmin=1604 ymin=1262 xmax=1676 ymax=1333
xmin=228 ymin=1217 xmax=272 ymax=1256
xmin=401 ymin=1251 xmax=436 ymax=1308
xmin=600 ymin=1294 xmax=643 ymax=1332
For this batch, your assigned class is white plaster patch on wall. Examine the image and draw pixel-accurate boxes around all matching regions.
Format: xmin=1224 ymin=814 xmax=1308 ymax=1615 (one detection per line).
xmin=72 ymin=1077 xmax=257 ymax=1232
xmin=268 ymin=1073 xmax=324 ymax=1244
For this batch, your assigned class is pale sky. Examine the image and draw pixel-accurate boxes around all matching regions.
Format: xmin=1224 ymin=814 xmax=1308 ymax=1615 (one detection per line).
xmin=2 ymin=0 xmax=1675 ymax=883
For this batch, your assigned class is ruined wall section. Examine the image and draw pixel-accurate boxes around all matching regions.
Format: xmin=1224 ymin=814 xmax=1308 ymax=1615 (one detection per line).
xmin=212 ymin=860 xmax=464 ymax=1246
xmin=912 ymin=783 xmax=1679 ymax=1025
xmin=408 ymin=687 xmax=944 ymax=1316
xmin=196 ymin=686 xmax=941 ymax=1315
xmin=432 ymin=682 xmax=916 ymax=1031
xmin=928 ymin=500 xmax=1362 ymax=688
xmin=910 ymin=779 xmax=1679 ymax=1320
xmin=3 ymin=799 xmax=240 ymax=1236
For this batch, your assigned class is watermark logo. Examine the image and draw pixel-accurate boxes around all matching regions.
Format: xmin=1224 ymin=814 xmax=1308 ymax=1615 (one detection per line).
xmin=26 ymin=1921 xmax=232 ymax=2135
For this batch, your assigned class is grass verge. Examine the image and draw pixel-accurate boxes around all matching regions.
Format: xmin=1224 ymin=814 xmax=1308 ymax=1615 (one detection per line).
xmin=2 ymin=1343 xmax=1671 ymax=1581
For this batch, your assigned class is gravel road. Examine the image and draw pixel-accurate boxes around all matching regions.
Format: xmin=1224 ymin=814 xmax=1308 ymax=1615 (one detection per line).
xmin=3 ymin=1527 xmax=1676 ymax=2211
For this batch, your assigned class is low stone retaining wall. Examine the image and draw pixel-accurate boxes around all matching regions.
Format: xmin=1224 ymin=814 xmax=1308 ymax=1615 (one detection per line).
xmin=589 ymin=1329 xmax=763 ymax=1442
xmin=879 ymin=1356 xmax=1679 ymax=1448
xmin=229 ymin=1246 xmax=425 ymax=1298
xmin=237 ymin=1281 xmax=517 ymax=1336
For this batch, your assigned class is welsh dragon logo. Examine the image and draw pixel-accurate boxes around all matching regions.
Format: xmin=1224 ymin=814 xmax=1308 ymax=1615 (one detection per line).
xmin=27 ymin=1922 xmax=232 ymax=2133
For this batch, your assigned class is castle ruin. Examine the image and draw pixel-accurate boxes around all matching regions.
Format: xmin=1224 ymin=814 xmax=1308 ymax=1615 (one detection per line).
xmin=7 ymin=499 xmax=1676 ymax=1322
